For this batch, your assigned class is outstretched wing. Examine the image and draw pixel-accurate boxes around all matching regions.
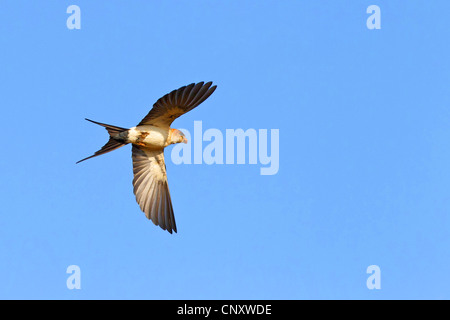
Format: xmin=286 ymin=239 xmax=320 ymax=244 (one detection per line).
xmin=131 ymin=145 xmax=177 ymax=233
xmin=138 ymin=81 xmax=217 ymax=128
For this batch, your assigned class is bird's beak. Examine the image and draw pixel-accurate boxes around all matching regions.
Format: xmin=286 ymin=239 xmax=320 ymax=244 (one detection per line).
xmin=182 ymin=137 xmax=188 ymax=144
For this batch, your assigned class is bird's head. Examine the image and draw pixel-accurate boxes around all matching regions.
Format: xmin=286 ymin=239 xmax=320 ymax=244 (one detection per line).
xmin=170 ymin=129 xmax=188 ymax=144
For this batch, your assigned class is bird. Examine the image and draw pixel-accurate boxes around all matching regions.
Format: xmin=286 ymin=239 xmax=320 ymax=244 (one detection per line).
xmin=77 ymin=82 xmax=217 ymax=234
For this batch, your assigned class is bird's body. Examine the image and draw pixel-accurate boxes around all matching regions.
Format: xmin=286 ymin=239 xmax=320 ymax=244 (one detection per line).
xmin=123 ymin=126 xmax=171 ymax=149
xmin=77 ymin=82 xmax=217 ymax=233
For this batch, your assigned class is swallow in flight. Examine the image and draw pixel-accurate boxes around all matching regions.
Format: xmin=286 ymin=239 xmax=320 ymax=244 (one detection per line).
xmin=77 ymin=82 xmax=217 ymax=233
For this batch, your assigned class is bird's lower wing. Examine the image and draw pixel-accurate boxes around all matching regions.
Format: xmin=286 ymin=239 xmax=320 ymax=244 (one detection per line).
xmin=131 ymin=145 xmax=177 ymax=233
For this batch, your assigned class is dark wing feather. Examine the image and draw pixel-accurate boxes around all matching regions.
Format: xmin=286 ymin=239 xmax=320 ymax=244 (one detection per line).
xmin=138 ymin=82 xmax=217 ymax=128
xmin=131 ymin=145 xmax=177 ymax=234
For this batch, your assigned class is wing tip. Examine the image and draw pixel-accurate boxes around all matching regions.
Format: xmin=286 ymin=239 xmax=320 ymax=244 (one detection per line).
xmin=147 ymin=216 xmax=177 ymax=234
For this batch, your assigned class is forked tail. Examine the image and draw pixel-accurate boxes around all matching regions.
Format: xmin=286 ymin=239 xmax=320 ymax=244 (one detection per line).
xmin=76 ymin=118 xmax=128 ymax=164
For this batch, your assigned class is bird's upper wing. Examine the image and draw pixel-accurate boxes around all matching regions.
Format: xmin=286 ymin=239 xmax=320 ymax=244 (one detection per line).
xmin=137 ymin=81 xmax=217 ymax=128
xmin=132 ymin=145 xmax=177 ymax=233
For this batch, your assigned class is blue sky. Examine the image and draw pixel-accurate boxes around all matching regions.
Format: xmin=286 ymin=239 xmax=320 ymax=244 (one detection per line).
xmin=0 ymin=1 xmax=449 ymax=299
